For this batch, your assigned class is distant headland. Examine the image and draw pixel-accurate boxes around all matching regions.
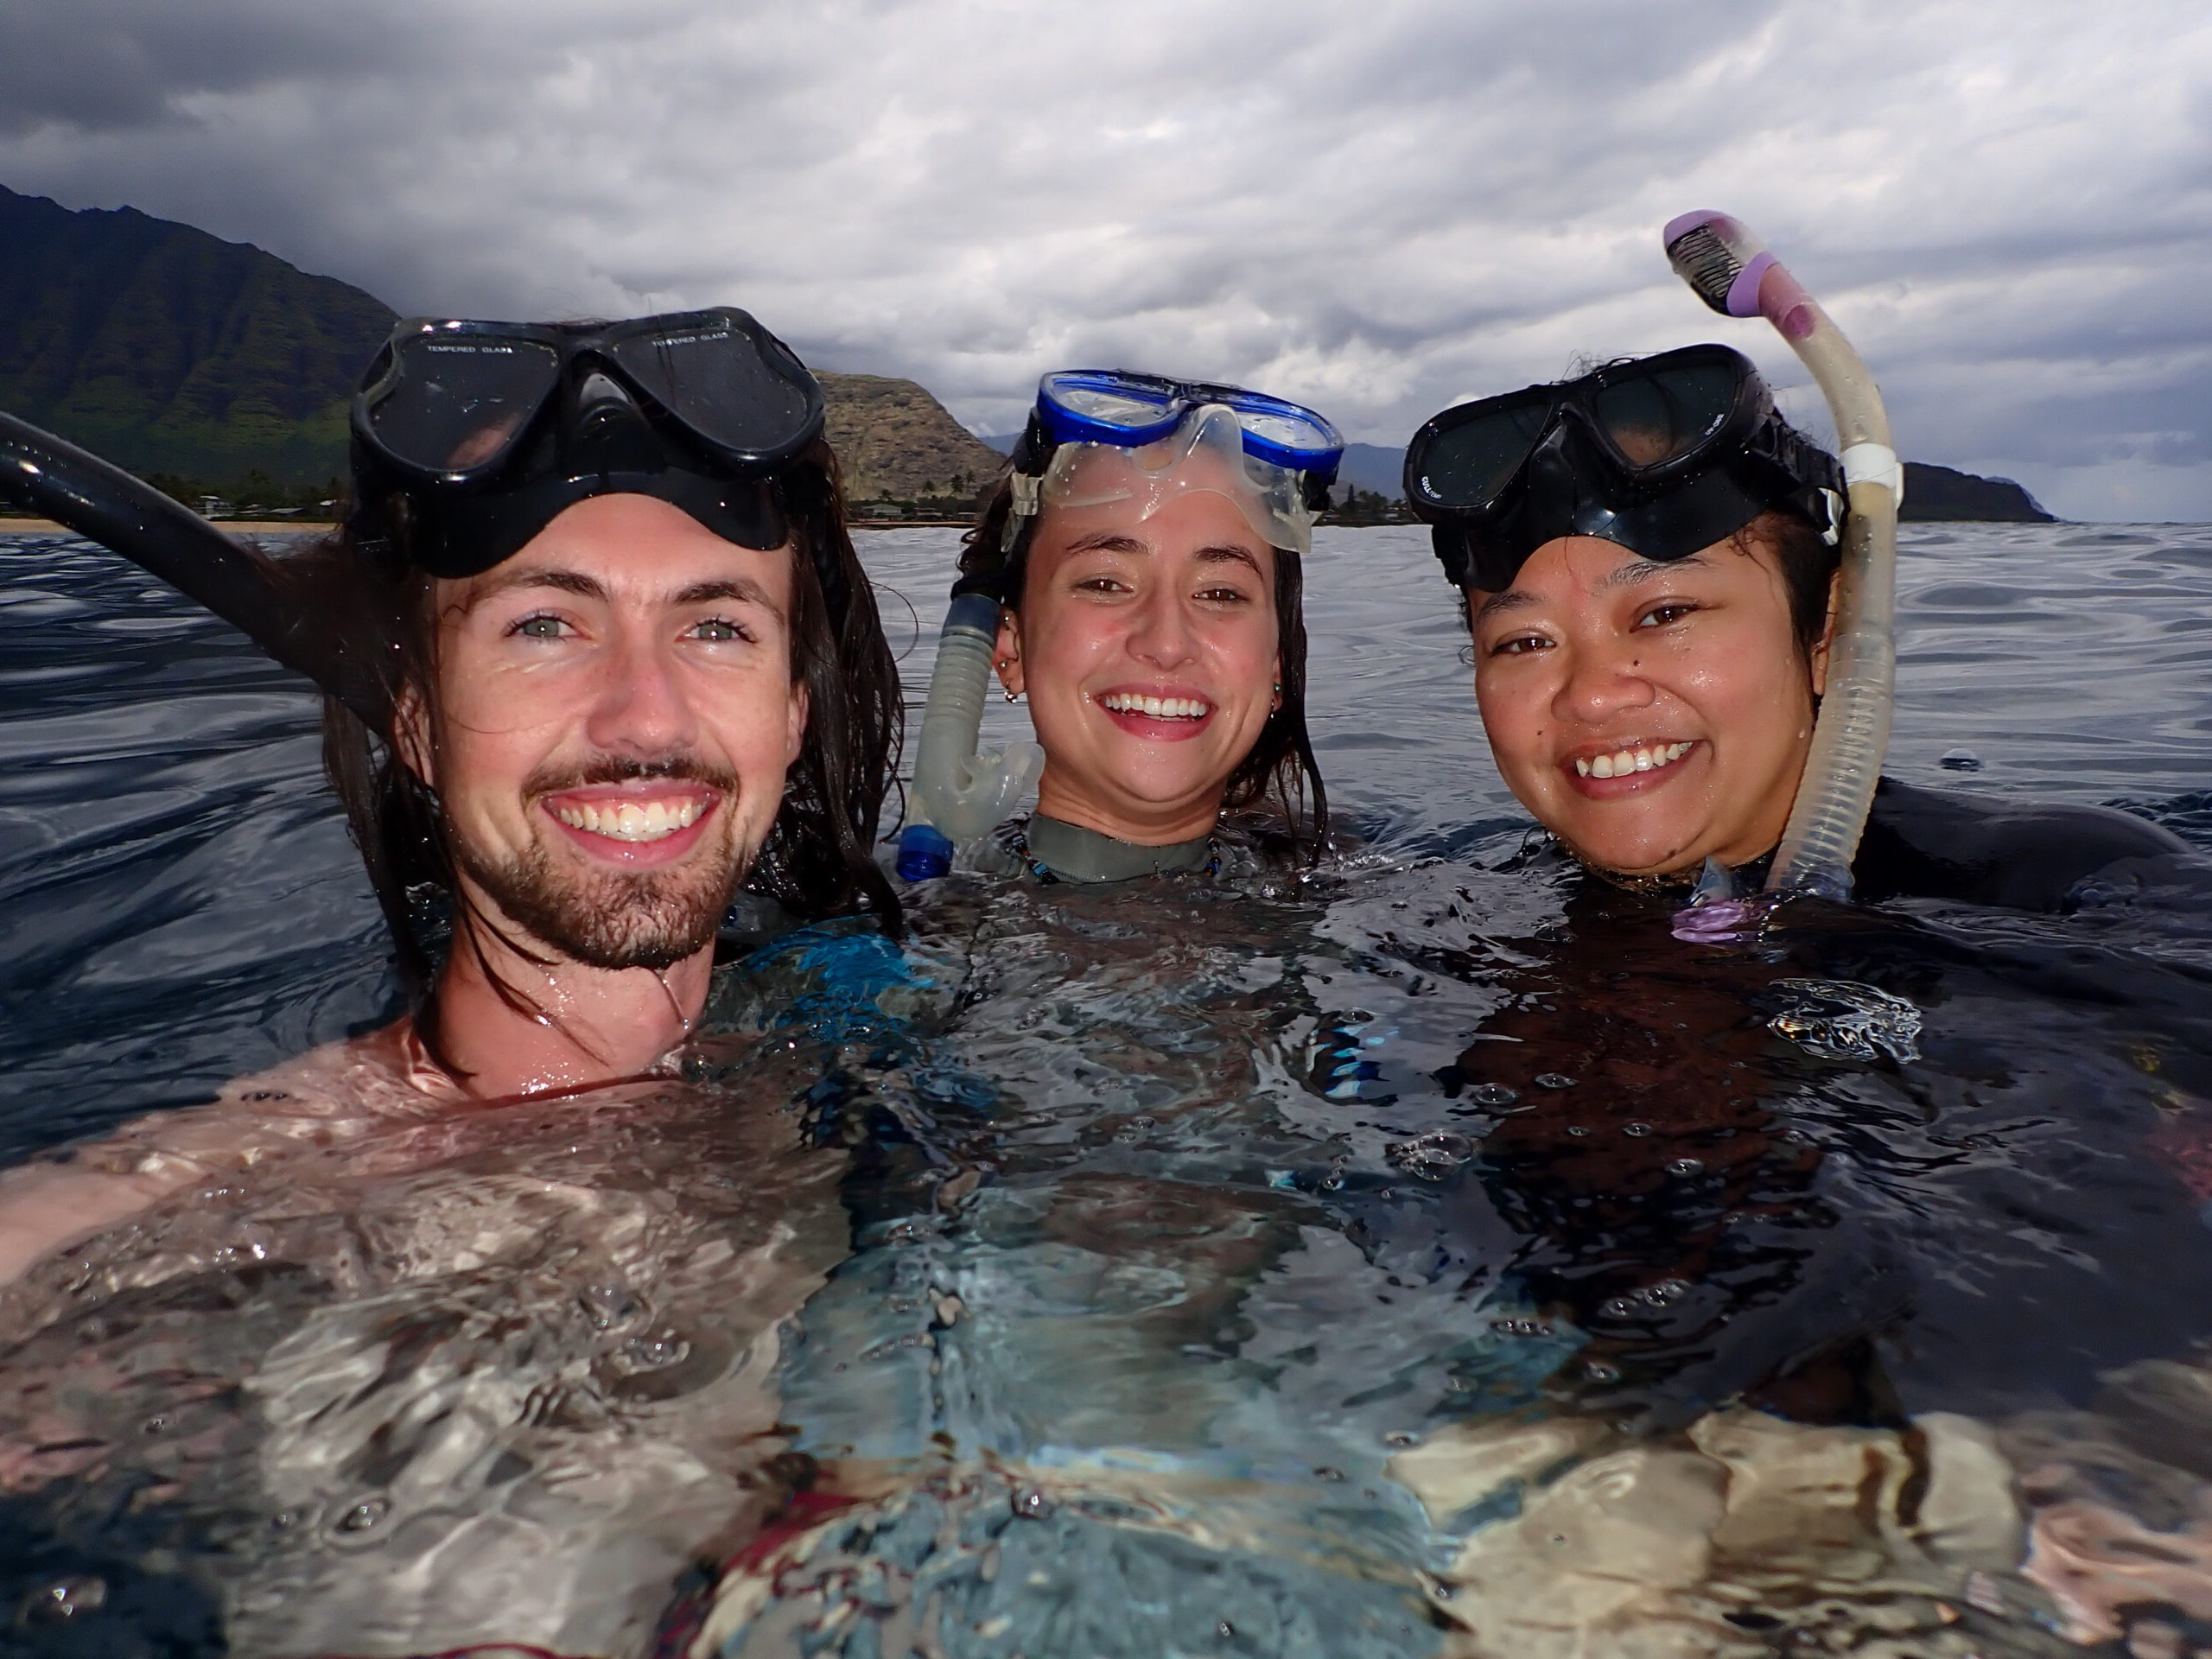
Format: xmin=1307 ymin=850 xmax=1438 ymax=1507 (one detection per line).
xmin=0 ymin=183 xmax=2058 ymax=526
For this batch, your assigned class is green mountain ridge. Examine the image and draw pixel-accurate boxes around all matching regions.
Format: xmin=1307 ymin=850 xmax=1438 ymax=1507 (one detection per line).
xmin=0 ymin=186 xmax=1006 ymax=511
xmin=0 ymin=184 xmax=397 ymax=486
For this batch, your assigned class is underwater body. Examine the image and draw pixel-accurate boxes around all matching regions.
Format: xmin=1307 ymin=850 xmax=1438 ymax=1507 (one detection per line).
xmin=3 ymin=520 xmax=2212 ymax=1655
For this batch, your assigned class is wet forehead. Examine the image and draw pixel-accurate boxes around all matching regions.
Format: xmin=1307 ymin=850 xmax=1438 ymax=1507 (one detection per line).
xmin=1477 ymin=544 xmax=1714 ymax=621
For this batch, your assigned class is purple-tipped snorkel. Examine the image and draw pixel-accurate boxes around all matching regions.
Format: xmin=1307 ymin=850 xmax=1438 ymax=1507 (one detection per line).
xmin=1662 ymin=212 xmax=1902 ymax=904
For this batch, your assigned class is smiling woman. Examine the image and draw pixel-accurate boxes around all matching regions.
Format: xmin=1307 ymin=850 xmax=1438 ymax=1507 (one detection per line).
xmin=1408 ymin=349 xmax=2193 ymax=909
xmin=931 ymin=369 xmax=1340 ymax=883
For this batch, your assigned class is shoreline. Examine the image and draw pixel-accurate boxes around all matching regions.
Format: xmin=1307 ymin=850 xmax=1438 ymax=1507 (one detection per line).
xmin=1 ymin=517 xmax=339 ymax=536
xmin=2 ymin=518 xmax=984 ymax=537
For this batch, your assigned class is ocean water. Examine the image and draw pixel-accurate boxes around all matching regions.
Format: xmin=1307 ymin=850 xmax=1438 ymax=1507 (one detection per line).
xmin=2 ymin=522 xmax=2210 ymax=1656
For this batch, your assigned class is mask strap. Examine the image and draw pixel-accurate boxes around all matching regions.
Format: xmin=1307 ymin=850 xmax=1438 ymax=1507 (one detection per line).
xmin=1817 ymin=486 xmax=1845 ymax=547
xmin=1001 ymin=470 xmax=1042 ymax=560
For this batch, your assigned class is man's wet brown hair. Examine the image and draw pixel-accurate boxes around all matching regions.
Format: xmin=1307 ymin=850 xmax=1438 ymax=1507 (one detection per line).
xmin=290 ymin=435 xmax=901 ymax=1002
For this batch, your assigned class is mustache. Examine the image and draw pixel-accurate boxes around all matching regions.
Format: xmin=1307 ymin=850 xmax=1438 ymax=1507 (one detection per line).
xmin=523 ymin=753 xmax=742 ymax=798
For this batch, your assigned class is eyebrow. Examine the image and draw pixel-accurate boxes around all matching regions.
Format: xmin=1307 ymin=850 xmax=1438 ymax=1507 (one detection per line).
xmin=1475 ymin=552 xmax=1713 ymax=623
xmin=1058 ymin=532 xmax=1265 ymax=575
xmin=1194 ymin=543 xmax=1265 ymax=575
xmin=459 ymin=567 xmax=783 ymax=620
xmin=1061 ymin=531 xmax=1148 ymax=556
xmin=675 ymin=576 xmax=783 ymax=618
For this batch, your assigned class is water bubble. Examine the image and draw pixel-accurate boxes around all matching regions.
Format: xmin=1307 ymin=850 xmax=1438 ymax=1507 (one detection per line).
xmin=1011 ymin=1488 xmax=1057 ymax=1520
xmin=1490 ymin=1316 xmax=1554 ymax=1338
xmin=1470 ymin=1083 xmax=1520 ymax=1108
xmin=1623 ymin=1121 xmax=1653 ymax=1137
xmin=1668 ymin=1158 xmax=1705 ymax=1177
xmin=336 ymin=1497 xmax=389 ymax=1534
xmin=579 ymin=1282 xmax=641 ymax=1330
xmin=24 ymin=1577 xmax=105 ymax=1622
xmin=1313 ymin=1465 xmax=1346 ymax=1482
xmin=1584 ymin=1360 xmax=1621 ymax=1383
xmin=1767 ymin=978 xmax=1923 ymax=1065
xmin=1385 ymin=1131 xmax=1476 ymax=1179
xmin=1533 ymin=1073 xmax=1578 ymax=1090
xmin=620 ymin=1333 xmax=691 ymax=1372
xmin=1383 ymin=1430 xmax=1422 ymax=1449
xmin=1565 ymin=1125 xmax=1588 ymax=1137
xmin=1939 ymin=749 xmax=1984 ymax=772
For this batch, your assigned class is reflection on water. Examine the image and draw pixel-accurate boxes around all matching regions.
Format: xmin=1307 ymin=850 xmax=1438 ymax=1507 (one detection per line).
xmin=2 ymin=524 xmax=2211 ymax=1655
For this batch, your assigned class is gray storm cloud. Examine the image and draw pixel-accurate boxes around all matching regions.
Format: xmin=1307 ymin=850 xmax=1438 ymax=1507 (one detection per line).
xmin=0 ymin=0 xmax=2207 ymax=518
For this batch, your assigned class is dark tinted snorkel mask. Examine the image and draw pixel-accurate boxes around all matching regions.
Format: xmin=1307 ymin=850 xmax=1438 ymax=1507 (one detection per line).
xmin=350 ymin=308 xmax=824 ymax=578
xmin=1404 ymin=344 xmax=1845 ymax=592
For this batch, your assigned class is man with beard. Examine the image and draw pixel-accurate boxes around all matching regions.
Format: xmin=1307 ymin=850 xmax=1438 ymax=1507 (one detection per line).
xmin=0 ymin=308 xmax=902 ymax=1284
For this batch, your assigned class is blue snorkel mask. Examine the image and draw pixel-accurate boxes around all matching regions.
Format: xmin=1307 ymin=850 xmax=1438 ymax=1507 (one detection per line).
xmin=994 ymin=371 xmax=1344 ymax=575
xmin=897 ymin=369 xmax=1344 ymax=880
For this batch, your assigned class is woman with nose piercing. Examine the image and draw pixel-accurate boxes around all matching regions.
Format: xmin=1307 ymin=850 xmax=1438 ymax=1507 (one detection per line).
xmin=907 ymin=371 xmax=1338 ymax=885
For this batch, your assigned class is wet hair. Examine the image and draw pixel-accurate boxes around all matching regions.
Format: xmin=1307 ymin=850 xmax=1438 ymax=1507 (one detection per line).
xmin=291 ymin=435 xmax=902 ymax=1004
xmin=960 ymin=463 xmax=1330 ymax=861
xmin=1741 ymin=506 xmax=1843 ymax=664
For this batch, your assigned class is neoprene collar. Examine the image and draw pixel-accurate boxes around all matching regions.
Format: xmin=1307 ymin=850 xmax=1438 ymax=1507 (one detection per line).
xmin=1023 ymin=815 xmax=1214 ymax=884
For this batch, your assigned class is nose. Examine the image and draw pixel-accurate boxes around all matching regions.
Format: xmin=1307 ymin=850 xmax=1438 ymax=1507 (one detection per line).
xmin=1124 ymin=581 xmax=1200 ymax=673
xmin=583 ymin=622 xmax=698 ymax=758
xmin=1552 ymin=632 xmax=1656 ymax=728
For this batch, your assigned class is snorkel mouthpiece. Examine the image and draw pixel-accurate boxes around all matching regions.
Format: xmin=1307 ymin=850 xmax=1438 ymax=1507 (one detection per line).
xmin=1662 ymin=211 xmax=1902 ymax=903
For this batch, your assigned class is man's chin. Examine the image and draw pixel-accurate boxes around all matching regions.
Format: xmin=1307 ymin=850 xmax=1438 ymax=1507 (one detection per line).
xmin=461 ymin=833 xmax=749 ymax=972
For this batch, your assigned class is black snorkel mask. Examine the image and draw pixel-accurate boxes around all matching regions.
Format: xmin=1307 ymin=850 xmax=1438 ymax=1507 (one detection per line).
xmin=1404 ymin=344 xmax=1845 ymax=592
xmin=349 ymin=308 xmax=825 ymax=579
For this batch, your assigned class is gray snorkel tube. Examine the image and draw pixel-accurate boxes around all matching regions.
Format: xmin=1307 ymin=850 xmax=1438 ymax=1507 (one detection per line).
xmin=0 ymin=410 xmax=383 ymax=724
xmin=1662 ymin=212 xmax=1903 ymax=903
xmin=894 ymin=475 xmax=1046 ymax=880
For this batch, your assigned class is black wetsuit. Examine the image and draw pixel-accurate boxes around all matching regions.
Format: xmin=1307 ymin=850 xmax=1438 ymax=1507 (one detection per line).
xmin=1852 ymin=776 xmax=2194 ymax=909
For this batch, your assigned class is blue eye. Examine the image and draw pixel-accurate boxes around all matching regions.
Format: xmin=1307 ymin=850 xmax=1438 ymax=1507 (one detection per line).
xmin=692 ymin=618 xmax=753 ymax=643
xmin=512 ymin=613 xmax=565 ymax=639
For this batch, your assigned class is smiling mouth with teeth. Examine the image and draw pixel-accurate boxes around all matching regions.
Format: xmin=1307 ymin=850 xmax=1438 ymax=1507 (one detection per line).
xmin=551 ymin=797 xmax=707 ymax=842
xmin=1099 ymin=692 xmax=1213 ymax=720
xmin=1573 ymin=741 xmax=1695 ymax=780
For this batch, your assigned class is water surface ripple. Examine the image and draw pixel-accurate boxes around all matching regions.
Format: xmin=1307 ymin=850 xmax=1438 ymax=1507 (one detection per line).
xmin=2 ymin=522 xmax=2211 ymax=1656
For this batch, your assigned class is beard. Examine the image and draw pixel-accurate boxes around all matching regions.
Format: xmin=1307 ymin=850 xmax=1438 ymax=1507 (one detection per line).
xmin=451 ymin=754 xmax=756 ymax=972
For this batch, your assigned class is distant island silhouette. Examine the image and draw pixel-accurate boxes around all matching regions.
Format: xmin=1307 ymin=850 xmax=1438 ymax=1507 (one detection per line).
xmin=1 ymin=183 xmax=2055 ymax=524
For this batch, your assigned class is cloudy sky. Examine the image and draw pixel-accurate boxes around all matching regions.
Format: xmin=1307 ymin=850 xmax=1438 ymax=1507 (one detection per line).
xmin=3 ymin=0 xmax=2208 ymax=518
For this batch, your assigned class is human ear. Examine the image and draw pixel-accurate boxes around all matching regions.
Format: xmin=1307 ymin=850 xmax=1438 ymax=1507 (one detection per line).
xmin=785 ymin=679 xmax=810 ymax=767
xmin=993 ymin=612 xmax=1025 ymax=697
xmin=1809 ymin=569 xmax=1841 ymax=699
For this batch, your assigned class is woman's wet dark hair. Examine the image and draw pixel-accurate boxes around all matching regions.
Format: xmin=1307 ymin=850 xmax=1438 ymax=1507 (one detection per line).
xmin=1745 ymin=505 xmax=1845 ymax=664
xmin=289 ymin=434 xmax=902 ymax=1005
xmin=960 ymin=464 xmax=1329 ymax=861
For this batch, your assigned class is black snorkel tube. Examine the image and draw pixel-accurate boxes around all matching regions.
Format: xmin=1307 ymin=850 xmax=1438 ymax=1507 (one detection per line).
xmin=0 ymin=410 xmax=384 ymax=725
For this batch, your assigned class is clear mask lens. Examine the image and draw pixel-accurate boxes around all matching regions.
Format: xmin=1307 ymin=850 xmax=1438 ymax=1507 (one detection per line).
xmin=1051 ymin=382 xmax=1175 ymax=426
xmin=1036 ymin=404 xmax=1315 ymax=555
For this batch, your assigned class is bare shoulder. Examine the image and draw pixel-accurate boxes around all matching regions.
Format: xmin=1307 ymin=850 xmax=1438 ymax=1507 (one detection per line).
xmin=0 ymin=1020 xmax=439 ymax=1288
